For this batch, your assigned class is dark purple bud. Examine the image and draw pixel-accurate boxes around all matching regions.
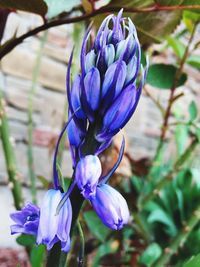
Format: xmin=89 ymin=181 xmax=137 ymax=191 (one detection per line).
xmin=102 ymin=60 xmax=126 ymax=99
xmin=67 ymin=115 xmax=85 ymax=147
xmin=75 ymin=155 xmax=102 ymax=199
xmin=90 ymin=184 xmax=130 ymax=230
xmin=97 ymin=83 xmax=141 ymax=141
xmin=111 ymin=9 xmax=124 ymax=45
xmin=37 ymin=189 xmax=72 ymax=252
xmin=71 ymin=74 xmax=86 ymax=119
xmin=10 ymin=203 xmax=40 ymax=236
xmin=83 ymin=67 xmax=101 ymax=111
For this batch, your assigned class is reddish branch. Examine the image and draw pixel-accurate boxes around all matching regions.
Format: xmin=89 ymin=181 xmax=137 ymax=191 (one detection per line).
xmin=0 ymin=4 xmax=200 ymax=59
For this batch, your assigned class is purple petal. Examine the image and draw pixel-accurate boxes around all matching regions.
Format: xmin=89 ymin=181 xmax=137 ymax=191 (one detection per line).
xmin=75 ymin=155 xmax=102 ymax=199
xmin=102 ymin=60 xmax=126 ymax=100
xmin=90 ymin=184 xmax=130 ymax=230
xmin=36 ymin=189 xmax=61 ymax=246
xmin=84 ymin=67 xmax=101 ymax=111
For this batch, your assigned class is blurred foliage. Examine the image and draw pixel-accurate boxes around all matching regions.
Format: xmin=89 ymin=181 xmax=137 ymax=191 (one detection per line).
xmin=0 ymin=0 xmax=200 ymax=266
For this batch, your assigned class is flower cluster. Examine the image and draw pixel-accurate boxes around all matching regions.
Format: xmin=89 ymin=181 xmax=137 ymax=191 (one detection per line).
xmin=10 ymin=10 xmax=147 ymax=253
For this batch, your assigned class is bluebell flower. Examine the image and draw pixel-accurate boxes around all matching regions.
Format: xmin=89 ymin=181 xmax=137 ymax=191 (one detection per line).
xmin=90 ymin=184 xmax=130 ymax=230
xmin=75 ymin=155 xmax=102 ymax=199
xmin=10 ymin=202 xmax=39 ymax=235
xmin=66 ymin=9 xmax=148 ymax=158
xmin=37 ymin=189 xmax=72 ymax=252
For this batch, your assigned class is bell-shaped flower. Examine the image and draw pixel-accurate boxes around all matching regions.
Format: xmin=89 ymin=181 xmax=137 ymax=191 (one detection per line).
xmin=36 ymin=189 xmax=72 ymax=252
xmin=10 ymin=202 xmax=40 ymax=235
xmin=90 ymin=184 xmax=130 ymax=230
xmin=75 ymin=155 xmax=102 ymax=199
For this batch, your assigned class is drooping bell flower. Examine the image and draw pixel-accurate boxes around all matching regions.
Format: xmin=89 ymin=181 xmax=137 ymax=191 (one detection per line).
xmin=90 ymin=184 xmax=130 ymax=230
xmin=75 ymin=155 xmax=102 ymax=199
xmin=10 ymin=202 xmax=40 ymax=235
xmin=37 ymin=189 xmax=72 ymax=252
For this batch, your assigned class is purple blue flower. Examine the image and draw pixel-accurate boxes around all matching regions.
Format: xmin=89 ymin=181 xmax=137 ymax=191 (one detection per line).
xmin=75 ymin=155 xmax=102 ymax=198
xmin=37 ymin=189 xmax=72 ymax=252
xmin=10 ymin=202 xmax=40 ymax=235
xmin=67 ymin=9 xmax=147 ymax=159
xmin=90 ymin=184 xmax=130 ymax=230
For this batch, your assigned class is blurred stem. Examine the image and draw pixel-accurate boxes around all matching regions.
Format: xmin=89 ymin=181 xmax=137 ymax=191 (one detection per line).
xmin=140 ymin=137 xmax=198 ymax=207
xmin=152 ymin=205 xmax=200 ymax=267
xmin=0 ymin=89 xmax=23 ymax=210
xmin=77 ymin=220 xmax=85 ymax=267
xmin=27 ymin=31 xmax=48 ymax=204
xmin=152 ymin=22 xmax=198 ymax=164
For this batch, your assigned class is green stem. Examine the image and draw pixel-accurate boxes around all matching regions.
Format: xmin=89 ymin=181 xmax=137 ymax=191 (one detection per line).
xmin=140 ymin=137 xmax=198 ymax=207
xmin=152 ymin=205 xmax=200 ymax=267
xmin=77 ymin=221 xmax=85 ymax=267
xmin=27 ymin=31 xmax=48 ymax=204
xmin=0 ymin=89 xmax=23 ymax=210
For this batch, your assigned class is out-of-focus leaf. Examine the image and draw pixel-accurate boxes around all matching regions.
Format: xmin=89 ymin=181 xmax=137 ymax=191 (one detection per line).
xmin=0 ymin=0 xmax=47 ymax=16
xmin=30 ymin=245 xmax=46 ymax=267
xmin=94 ymin=0 xmax=182 ymax=45
xmin=146 ymin=64 xmax=187 ymax=89
xmin=188 ymin=101 xmax=198 ymax=121
xmin=84 ymin=210 xmax=110 ymax=242
xmin=16 ymin=234 xmax=36 ymax=247
xmin=37 ymin=175 xmax=50 ymax=189
xmin=175 ymin=125 xmax=188 ymax=156
xmin=92 ymin=240 xmax=118 ymax=267
xmin=167 ymin=36 xmax=185 ymax=58
xmin=187 ymin=55 xmax=200 ymax=70
xmin=148 ymin=209 xmax=177 ymax=236
xmin=183 ymin=254 xmax=200 ymax=267
xmin=175 ymin=188 xmax=185 ymax=221
xmin=155 ymin=0 xmax=184 ymax=5
xmin=196 ymin=128 xmax=200 ymax=142
xmin=82 ymin=0 xmax=93 ymax=13
xmin=139 ymin=243 xmax=162 ymax=267
xmin=44 ymin=0 xmax=81 ymax=18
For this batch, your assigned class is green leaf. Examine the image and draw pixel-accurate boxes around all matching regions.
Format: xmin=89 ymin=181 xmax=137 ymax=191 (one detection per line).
xmin=187 ymin=55 xmax=200 ymax=70
xmin=146 ymin=64 xmax=187 ymax=89
xmin=175 ymin=125 xmax=189 ymax=156
xmin=155 ymin=0 xmax=184 ymax=5
xmin=16 ymin=234 xmax=36 ymax=247
xmin=189 ymin=101 xmax=198 ymax=121
xmin=0 ymin=0 xmax=47 ymax=16
xmin=148 ymin=209 xmax=177 ymax=236
xmin=92 ymin=240 xmax=118 ymax=267
xmin=167 ymin=36 xmax=185 ymax=58
xmin=183 ymin=254 xmax=200 ymax=267
xmin=84 ymin=211 xmax=110 ymax=242
xmin=44 ymin=0 xmax=81 ymax=18
xmin=37 ymin=175 xmax=50 ymax=189
xmin=139 ymin=243 xmax=162 ymax=267
xmin=196 ymin=128 xmax=200 ymax=142
xmin=30 ymin=245 xmax=46 ymax=267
